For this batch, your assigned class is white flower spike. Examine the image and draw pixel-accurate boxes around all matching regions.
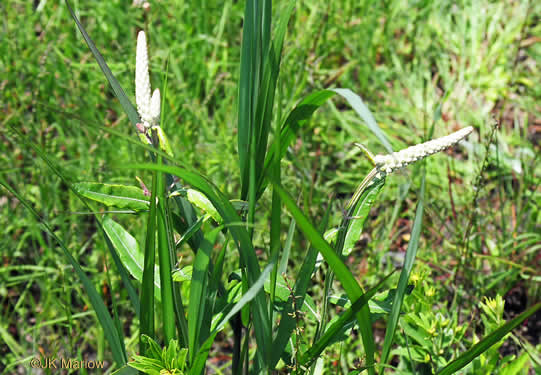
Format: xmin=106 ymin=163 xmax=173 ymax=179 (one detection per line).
xmin=135 ymin=30 xmax=152 ymax=128
xmin=150 ymin=88 xmax=161 ymax=126
xmin=374 ymin=126 xmax=473 ymax=175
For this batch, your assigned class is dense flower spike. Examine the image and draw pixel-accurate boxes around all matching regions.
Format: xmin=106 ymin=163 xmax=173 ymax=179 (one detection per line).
xmin=374 ymin=126 xmax=473 ymax=175
xmin=150 ymin=89 xmax=161 ymax=126
xmin=135 ymin=31 xmax=152 ymax=128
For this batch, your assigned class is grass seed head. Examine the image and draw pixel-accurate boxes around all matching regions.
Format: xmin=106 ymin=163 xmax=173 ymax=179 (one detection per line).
xmin=136 ymin=30 xmax=152 ymax=128
xmin=150 ymin=88 xmax=161 ymax=126
xmin=374 ymin=126 xmax=474 ymax=175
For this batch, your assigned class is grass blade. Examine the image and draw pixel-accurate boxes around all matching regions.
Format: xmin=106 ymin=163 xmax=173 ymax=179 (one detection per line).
xmin=65 ymin=0 xmax=139 ymax=129
xmin=188 ymin=229 xmax=219 ymax=364
xmin=140 ymin=168 xmax=158 ymax=355
xmin=155 ymin=151 xmax=176 ymax=343
xmin=0 ymin=178 xmax=128 ymax=366
xmin=270 ymin=180 xmax=376 ymax=374
xmin=253 ymin=1 xmax=295 ymax=194
xmin=331 ymin=88 xmax=393 ymax=153
xmin=379 ymin=171 xmax=425 ymax=370
xmin=301 ymin=272 xmax=394 ymax=367
xmin=122 ymin=163 xmax=272 ymax=363
xmin=237 ymin=0 xmax=257 ymax=199
xmin=436 ymin=302 xmax=541 ymax=375
xmin=190 ymin=264 xmax=274 ymax=375
xmin=270 ymin=202 xmax=331 ymax=368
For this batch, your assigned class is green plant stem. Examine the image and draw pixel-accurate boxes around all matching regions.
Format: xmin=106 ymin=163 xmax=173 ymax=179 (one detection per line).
xmin=154 ymin=130 xmax=176 ymax=344
xmin=140 ymin=167 xmax=158 ymax=355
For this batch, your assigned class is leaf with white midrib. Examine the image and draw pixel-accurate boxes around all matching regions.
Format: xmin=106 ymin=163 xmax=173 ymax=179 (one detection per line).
xmin=103 ymin=217 xmax=161 ymax=300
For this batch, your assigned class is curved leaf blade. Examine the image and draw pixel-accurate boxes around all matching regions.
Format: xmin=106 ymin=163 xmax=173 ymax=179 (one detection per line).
xmin=380 ymin=173 xmax=425 ymax=370
xmin=437 ymin=302 xmax=541 ymax=375
xmin=0 ymin=178 xmax=128 ymax=366
xmin=102 ymin=217 xmax=161 ymax=301
xmin=65 ymin=0 xmax=140 ymax=128
xmin=269 ymin=180 xmax=376 ymax=374
xmin=74 ymin=182 xmax=149 ymax=212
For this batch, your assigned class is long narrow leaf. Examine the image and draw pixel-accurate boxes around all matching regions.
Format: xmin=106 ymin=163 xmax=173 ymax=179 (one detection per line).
xmin=437 ymin=302 xmax=541 ymax=375
xmin=301 ymin=272 xmax=394 ymax=366
xmin=74 ymin=182 xmax=149 ymax=212
xmin=155 ymin=151 xmax=176 ymax=343
xmin=238 ymin=0 xmax=257 ymax=199
xmin=9 ymin=125 xmax=140 ymax=317
xmin=121 ymin=163 xmax=271 ymax=362
xmin=140 ymin=168 xmax=158 ymax=355
xmin=270 ymin=180 xmax=375 ymax=374
xmin=190 ymin=264 xmax=274 ymax=375
xmin=380 ymin=172 xmax=425 ymax=370
xmin=103 ymin=217 xmax=161 ymax=301
xmin=253 ymin=1 xmax=295 ymax=191
xmin=0 ymin=178 xmax=127 ymax=366
xmin=188 ymin=229 xmax=219 ymax=364
xmin=65 ymin=0 xmax=139 ymax=128
xmin=331 ymin=88 xmax=393 ymax=153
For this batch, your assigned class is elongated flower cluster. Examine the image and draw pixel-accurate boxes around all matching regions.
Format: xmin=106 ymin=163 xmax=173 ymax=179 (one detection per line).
xmin=374 ymin=126 xmax=473 ymax=175
xmin=135 ymin=31 xmax=160 ymax=129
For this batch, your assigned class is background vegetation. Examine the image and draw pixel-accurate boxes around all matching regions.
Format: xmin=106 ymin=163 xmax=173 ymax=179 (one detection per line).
xmin=1 ymin=0 xmax=539 ymax=373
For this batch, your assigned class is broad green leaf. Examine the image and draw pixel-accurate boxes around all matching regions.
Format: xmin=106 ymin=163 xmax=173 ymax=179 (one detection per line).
xmin=500 ymin=351 xmax=530 ymax=375
xmin=343 ymin=177 xmax=385 ymax=255
xmin=186 ymin=189 xmax=221 ymax=224
xmin=102 ymin=217 xmax=161 ymax=301
xmin=127 ymin=356 xmax=163 ymax=375
xmin=172 ymin=266 xmax=193 ymax=283
xmin=73 ymin=182 xmax=149 ymax=212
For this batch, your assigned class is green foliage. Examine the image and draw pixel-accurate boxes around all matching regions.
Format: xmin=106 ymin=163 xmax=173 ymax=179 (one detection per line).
xmin=127 ymin=336 xmax=188 ymax=375
xmin=74 ymin=182 xmax=150 ymax=212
